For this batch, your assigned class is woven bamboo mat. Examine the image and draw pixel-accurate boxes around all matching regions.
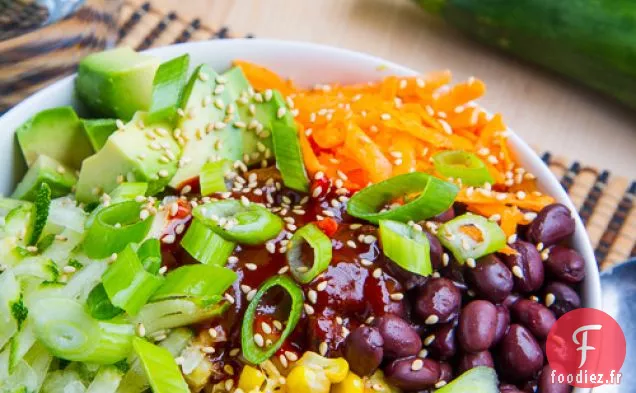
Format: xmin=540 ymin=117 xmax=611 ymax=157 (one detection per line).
xmin=117 ymin=0 xmax=635 ymax=271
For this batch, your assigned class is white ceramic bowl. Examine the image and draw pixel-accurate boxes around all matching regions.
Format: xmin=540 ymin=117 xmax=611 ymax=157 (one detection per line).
xmin=0 ymin=39 xmax=601 ymax=390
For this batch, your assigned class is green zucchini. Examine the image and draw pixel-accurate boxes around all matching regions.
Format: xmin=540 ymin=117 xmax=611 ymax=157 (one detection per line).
xmin=416 ymin=0 xmax=636 ymax=108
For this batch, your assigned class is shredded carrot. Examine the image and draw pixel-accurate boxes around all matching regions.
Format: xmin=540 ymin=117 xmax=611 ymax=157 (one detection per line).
xmin=316 ymin=217 xmax=339 ymax=237
xmin=239 ymin=63 xmax=556 ymax=236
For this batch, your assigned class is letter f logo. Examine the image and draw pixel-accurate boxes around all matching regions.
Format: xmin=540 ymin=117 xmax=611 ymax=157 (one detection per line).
xmin=572 ymin=324 xmax=602 ymax=368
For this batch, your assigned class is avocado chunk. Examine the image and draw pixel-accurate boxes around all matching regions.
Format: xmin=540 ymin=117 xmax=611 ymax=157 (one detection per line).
xmin=146 ymin=54 xmax=190 ymax=126
xmin=222 ymin=67 xmax=277 ymax=166
xmin=82 ymin=119 xmax=118 ymax=151
xmin=15 ymin=106 xmax=93 ymax=170
xmin=76 ymin=47 xmax=160 ymax=121
xmin=11 ymin=155 xmax=77 ymax=201
xmin=436 ymin=367 xmax=498 ymax=393
xmin=168 ymin=65 xmax=243 ymax=188
xmin=75 ymin=112 xmax=180 ymax=203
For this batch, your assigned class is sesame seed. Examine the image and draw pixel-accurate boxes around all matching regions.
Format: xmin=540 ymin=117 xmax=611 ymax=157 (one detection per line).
xmin=508 ymin=234 xmax=518 ymax=244
xmin=246 ymin=289 xmax=257 ymax=301
xmin=319 ymin=341 xmax=328 ymax=356
xmin=261 ymin=322 xmax=273 ymax=334
xmin=202 ymin=346 xmax=215 ymax=354
xmin=372 ymin=268 xmax=382 ymax=278
xmin=161 ymin=234 xmax=176 ymax=244
xmin=273 ymin=320 xmax=284 ymax=331
xmin=380 ymin=113 xmax=391 ymax=121
xmin=224 ymin=293 xmax=235 ymax=304
xmin=541 ymin=248 xmax=551 ymax=261
xmin=512 ymin=265 xmax=524 ymax=278
xmin=536 ymin=242 xmax=545 ymax=251
xmin=277 ymin=107 xmax=287 ymax=119
xmin=316 ymin=281 xmax=328 ymax=292
xmin=346 ymin=240 xmax=357 ymax=249
xmin=372 ymin=383 xmax=383 ymax=391
xmin=279 ymin=354 xmax=289 ymax=368
xmin=411 ymin=358 xmax=424 ymax=371
xmin=516 ymin=191 xmax=527 ymax=200
xmin=304 ymin=304 xmax=315 ymax=315
xmin=425 ymin=315 xmax=439 ymax=325
xmin=350 ymin=223 xmax=362 ymax=230
xmin=424 ymin=334 xmax=436 ymax=346
xmin=523 ymin=212 xmax=538 ymax=221
xmin=308 ymin=290 xmax=318 ymax=304
xmin=418 ymin=349 xmax=428 ymax=358
xmin=253 ymin=333 xmax=265 ymax=347
xmin=158 ymin=169 xmax=169 ymax=178
xmin=530 ymin=295 xmax=540 ymax=302
xmin=390 ymin=293 xmax=404 ymax=301
xmin=209 ymin=328 xmax=218 ymax=338
xmin=360 ymin=258 xmax=373 ymax=267
xmin=278 ymin=266 xmax=290 ymax=274
xmin=62 ymin=265 xmax=76 ymax=274
xmin=158 ymin=266 xmax=168 ymax=275
xmin=136 ymin=323 xmax=146 ymax=337
xmin=245 ymin=263 xmax=257 ymax=271
xmin=363 ymin=235 xmax=377 ymax=244
xmin=545 ymin=293 xmax=556 ymax=308
xmin=139 ymin=209 xmax=150 ymax=221
xmin=285 ymin=351 xmax=298 ymax=361
xmin=466 ymin=258 xmax=477 ymax=268
xmin=312 ymin=186 xmax=323 ymax=198
xmin=229 ymin=348 xmax=240 ymax=357
xmin=435 ymin=381 xmax=448 ymax=388
xmin=266 ymin=242 xmax=276 ymax=254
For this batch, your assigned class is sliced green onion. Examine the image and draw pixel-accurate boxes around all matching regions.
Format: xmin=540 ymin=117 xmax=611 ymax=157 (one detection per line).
xmin=199 ymin=159 xmax=232 ymax=196
xmin=146 ymin=54 xmax=191 ymax=126
xmin=270 ymin=90 xmax=309 ymax=192
xmin=31 ymin=297 xmax=134 ymax=364
xmin=136 ymin=299 xmax=229 ymax=335
xmin=86 ymin=284 xmax=124 ymax=320
xmin=132 ymin=338 xmax=189 ymax=393
xmin=432 ymin=150 xmax=494 ymax=186
xmin=379 ymin=220 xmax=432 ymax=276
xmin=83 ymin=201 xmax=153 ymax=259
xmin=193 ymin=200 xmax=283 ymax=245
xmin=110 ymin=182 xmax=148 ymax=203
xmin=102 ymin=244 xmax=164 ymax=316
xmin=0 ymin=271 xmax=21 ymax=350
xmin=28 ymin=183 xmax=51 ymax=246
xmin=137 ymin=238 xmax=162 ymax=274
xmin=241 ymin=276 xmax=303 ymax=364
xmin=86 ymin=366 xmax=123 ymax=393
xmin=347 ymin=172 xmax=458 ymax=224
xmin=436 ymin=213 xmax=506 ymax=263
xmin=119 ymin=328 xmax=193 ymax=393
xmin=287 ymin=223 xmax=332 ymax=284
xmin=181 ymin=218 xmax=235 ymax=265
xmin=150 ymin=264 xmax=237 ymax=305
xmin=9 ymin=319 xmax=35 ymax=372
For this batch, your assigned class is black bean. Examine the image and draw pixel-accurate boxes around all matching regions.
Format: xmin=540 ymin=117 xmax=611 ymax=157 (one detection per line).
xmin=384 ymin=357 xmax=441 ymax=391
xmin=538 ymin=364 xmax=570 ymax=393
xmin=375 ymin=314 xmax=422 ymax=358
xmin=457 ymin=300 xmax=498 ymax=353
xmin=545 ymin=246 xmax=585 ymax=283
xmin=344 ymin=326 xmax=384 ymax=376
xmin=414 ymin=278 xmax=462 ymax=324
xmin=504 ymin=240 xmax=545 ymax=293
xmin=458 ymin=350 xmax=494 ymax=373
xmin=440 ymin=257 xmax=466 ymax=284
xmin=428 ymin=322 xmax=456 ymax=359
xmin=494 ymin=305 xmax=510 ymax=345
xmin=426 ymin=231 xmax=444 ymax=271
xmin=385 ymin=262 xmax=429 ymax=292
xmin=503 ymin=293 xmax=521 ymax=309
xmin=498 ymin=324 xmax=544 ymax=381
xmin=543 ymin=281 xmax=581 ymax=317
xmin=526 ymin=203 xmax=575 ymax=246
xmin=432 ymin=207 xmax=455 ymax=223
xmin=438 ymin=362 xmax=453 ymax=383
xmin=500 ymin=384 xmax=525 ymax=393
xmin=511 ymin=299 xmax=557 ymax=339
xmin=466 ymin=255 xmax=513 ymax=303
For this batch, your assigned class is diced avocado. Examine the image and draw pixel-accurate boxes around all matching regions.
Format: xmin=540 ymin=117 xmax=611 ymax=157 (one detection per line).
xmin=11 ymin=155 xmax=77 ymax=201
xmin=436 ymin=367 xmax=498 ymax=393
xmin=75 ymin=112 xmax=180 ymax=203
xmin=15 ymin=106 xmax=93 ymax=170
xmin=76 ymin=47 xmax=160 ymax=121
xmin=222 ymin=67 xmax=276 ymax=166
xmin=82 ymin=119 xmax=118 ymax=151
xmin=168 ymin=65 xmax=243 ymax=188
xmin=146 ymin=54 xmax=190 ymax=126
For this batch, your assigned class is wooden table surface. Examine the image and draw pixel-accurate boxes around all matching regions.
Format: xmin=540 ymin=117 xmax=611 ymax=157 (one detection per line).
xmin=150 ymin=0 xmax=636 ymax=177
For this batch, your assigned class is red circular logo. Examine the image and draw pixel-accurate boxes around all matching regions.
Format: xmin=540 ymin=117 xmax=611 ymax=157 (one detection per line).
xmin=546 ymin=308 xmax=626 ymax=388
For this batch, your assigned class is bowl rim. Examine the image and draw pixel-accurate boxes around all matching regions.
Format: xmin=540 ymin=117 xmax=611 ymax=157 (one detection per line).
xmin=0 ymin=38 xmax=601 ymax=391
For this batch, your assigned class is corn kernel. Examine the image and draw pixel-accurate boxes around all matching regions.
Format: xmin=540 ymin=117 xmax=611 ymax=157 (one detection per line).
xmin=332 ymin=372 xmax=364 ymax=393
xmin=286 ymin=365 xmax=330 ymax=393
xmin=364 ymin=370 xmax=401 ymax=393
xmin=297 ymin=351 xmax=349 ymax=383
xmin=238 ymin=365 xmax=266 ymax=392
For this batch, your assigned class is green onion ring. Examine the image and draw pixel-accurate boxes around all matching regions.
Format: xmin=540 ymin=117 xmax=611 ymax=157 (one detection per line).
xmin=379 ymin=220 xmax=432 ymax=276
xmin=432 ymin=150 xmax=494 ymax=186
xmin=287 ymin=223 xmax=333 ymax=284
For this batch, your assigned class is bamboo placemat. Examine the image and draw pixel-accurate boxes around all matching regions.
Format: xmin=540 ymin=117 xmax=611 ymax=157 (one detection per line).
xmin=117 ymin=0 xmax=635 ymax=271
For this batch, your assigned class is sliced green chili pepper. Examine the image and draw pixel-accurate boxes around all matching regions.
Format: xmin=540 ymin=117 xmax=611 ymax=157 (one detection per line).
xmin=241 ymin=276 xmax=303 ymax=364
xmin=347 ymin=172 xmax=458 ymax=225
xmin=379 ymin=220 xmax=432 ymax=276
xmin=193 ymin=200 xmax=283 ymax=245
xmin=287 ymin=223 xmax=333 ymax=284
xmin=432 ymin=150 xmax=493 ymax=186
xmin=436 ymin=213 xmax=506 ymax=263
